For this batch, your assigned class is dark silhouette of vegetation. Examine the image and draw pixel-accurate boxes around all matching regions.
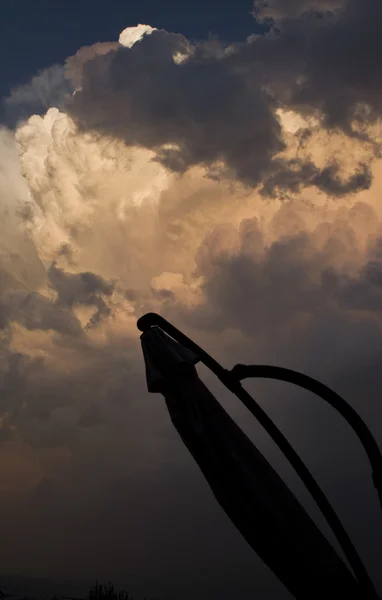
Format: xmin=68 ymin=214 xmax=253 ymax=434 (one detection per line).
xmin=1 ymin=582 xmax=164 ymax=600
xmin=86 ymin=581 xmax=162 ymax=600
xmin=88 ymin=582 xmax=132 ymax=600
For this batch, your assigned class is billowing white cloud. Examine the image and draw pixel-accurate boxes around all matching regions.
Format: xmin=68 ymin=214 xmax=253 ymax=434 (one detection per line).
xmin=119 ymin=24 xmax=157 ymax=48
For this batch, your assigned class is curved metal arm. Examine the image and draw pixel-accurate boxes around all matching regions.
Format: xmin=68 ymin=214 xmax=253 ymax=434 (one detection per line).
xmin=137 ymin=313 xmax=379 ymax=598
xmin=230 ymin=364 xmax=382 ymax=510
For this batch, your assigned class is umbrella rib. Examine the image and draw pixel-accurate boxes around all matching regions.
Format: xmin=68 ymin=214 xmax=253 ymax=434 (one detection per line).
xmin=230 ymin=363 xmax=382 ymax=510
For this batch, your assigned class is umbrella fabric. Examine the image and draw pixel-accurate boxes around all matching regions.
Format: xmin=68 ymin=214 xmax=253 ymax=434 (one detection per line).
xmin=141 ymin=327 xmax=361 ymax=599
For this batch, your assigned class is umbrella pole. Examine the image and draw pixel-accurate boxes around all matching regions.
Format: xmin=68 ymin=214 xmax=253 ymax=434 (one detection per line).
xmin=137 ymin=312 xmax=381 ymax=599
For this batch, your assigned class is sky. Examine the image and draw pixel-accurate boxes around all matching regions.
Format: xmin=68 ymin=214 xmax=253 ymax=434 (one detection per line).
xmin=1 ymin=1 xmax=382 ymax=599
xmin=0 ymin=0 xmax=259 ymax=100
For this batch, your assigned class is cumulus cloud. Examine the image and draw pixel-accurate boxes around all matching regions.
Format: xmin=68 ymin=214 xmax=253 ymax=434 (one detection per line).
xmin=64 ymin=29 xmax=285 ymax=188
xmin=59 ymin=2 xmax=382 ymax=200
xmin=118 ymin=24 xmax=157 ymax=47
xmin=1 ymin=13 xmax=382 ymax=600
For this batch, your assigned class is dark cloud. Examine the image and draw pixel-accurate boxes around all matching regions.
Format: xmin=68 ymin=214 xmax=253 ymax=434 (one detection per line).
xmin=0 ymin=290 xmax=82 ymax=335
xmin=0 ymin=260 xmax=117 ymax=340
xmin=292 ymin=0 xmax=382 ymax=132
xmin=261 ymin=158 xmax=372 ymax=197
xmin=48 ymin=262 xmax=115 ymax=328
xmin=65 ymin=30 xmax=285 ymax=188
xmin=253 ymin=0 xmax=343 ymax=20
xmin=65 ymin=41 xmax=120 ymax=91
xmin=63 ymin=4 xmax=382 ymax=196
xmin=3 ymin=65 xmax=73 ymax=127
xmin=190 ymin=206 xmax=382 ymax=344
xmin=245 ymin=0 xmax=382 ymax=136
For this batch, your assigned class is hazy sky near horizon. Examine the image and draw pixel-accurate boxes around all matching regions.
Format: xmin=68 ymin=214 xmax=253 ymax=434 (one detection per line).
xmin=1 ymin=1 xmax=382 ymax=599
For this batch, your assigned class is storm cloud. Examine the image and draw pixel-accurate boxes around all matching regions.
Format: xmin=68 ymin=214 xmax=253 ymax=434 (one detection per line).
xmin=1 ymin=5 xmax=382 ymax=599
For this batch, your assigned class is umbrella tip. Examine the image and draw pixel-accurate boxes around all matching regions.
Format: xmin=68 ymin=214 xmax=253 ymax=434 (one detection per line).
xmin=137 ymin=312 xmax=161 ymax=332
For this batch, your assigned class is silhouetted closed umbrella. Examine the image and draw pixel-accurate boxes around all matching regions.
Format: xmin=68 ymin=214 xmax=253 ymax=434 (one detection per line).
xmin=140 ymin=325 xmax=362 ymax=600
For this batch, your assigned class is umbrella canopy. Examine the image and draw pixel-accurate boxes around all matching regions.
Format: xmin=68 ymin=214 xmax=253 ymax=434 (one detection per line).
xmin=140 ymin=326 xmax=362 ymax=599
